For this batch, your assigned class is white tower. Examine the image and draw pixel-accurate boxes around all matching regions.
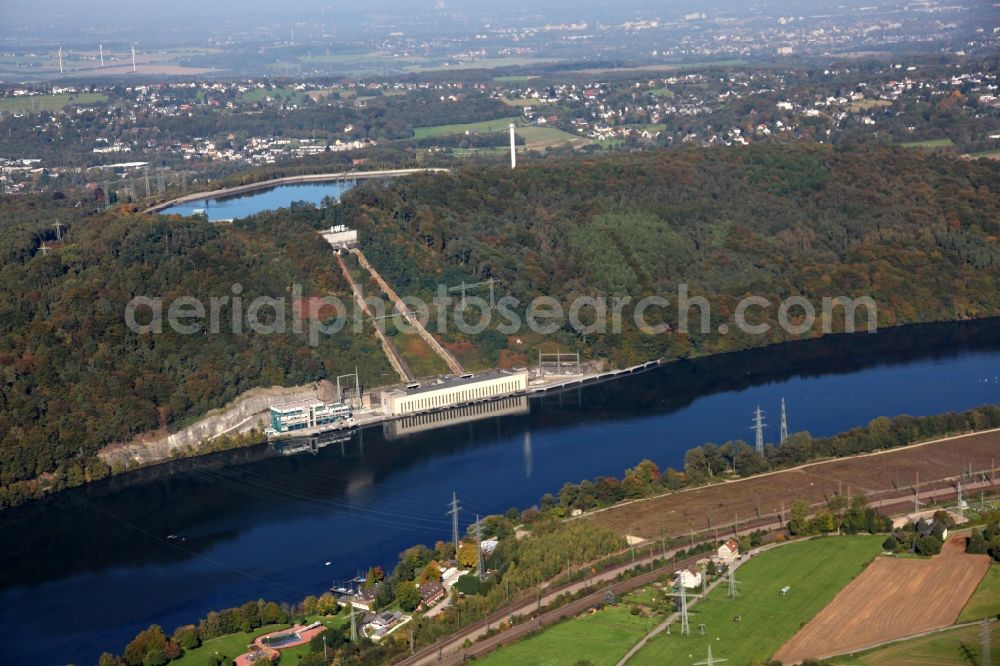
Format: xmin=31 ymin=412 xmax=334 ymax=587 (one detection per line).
xmin=58 ymin=45 xmax=63 ymax=74
xmin=131 ymin=44 xmax=137 ymax=73
xmin=99 ymin=44 xmax=104 ymax=68
xmin=509 ymin=123 xmax=516 ymax=169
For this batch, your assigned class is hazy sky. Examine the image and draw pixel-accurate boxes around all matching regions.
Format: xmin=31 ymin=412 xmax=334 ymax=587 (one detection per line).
xmin=1 ymin=0 xmax=709 ymax=27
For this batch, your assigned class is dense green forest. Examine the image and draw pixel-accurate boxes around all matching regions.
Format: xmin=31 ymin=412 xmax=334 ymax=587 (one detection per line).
xmin=346 ymin=144 xmax=1000 ymax=366
xmin=0 ymin=198 xmax=392 ymax=507
xmin=6 ymin=144 xmax=1000 ymax=508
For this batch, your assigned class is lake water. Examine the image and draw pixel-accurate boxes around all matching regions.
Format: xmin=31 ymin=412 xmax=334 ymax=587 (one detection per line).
xmin=2 ymin=318 xmax=1000 ymax=665
xmin=160 ymin=180 xmax=359 ymax=220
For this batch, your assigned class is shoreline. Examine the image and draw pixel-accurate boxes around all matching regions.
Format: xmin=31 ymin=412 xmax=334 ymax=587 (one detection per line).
xmin=8 ymin=312 xmax=1000 ymax=510
xmin=144 ymin=167 xmax=450 ymax=212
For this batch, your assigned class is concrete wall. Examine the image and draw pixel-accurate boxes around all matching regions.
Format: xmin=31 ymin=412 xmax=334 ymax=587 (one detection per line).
xmin=100 ymin=384 xmax=322 ymax=467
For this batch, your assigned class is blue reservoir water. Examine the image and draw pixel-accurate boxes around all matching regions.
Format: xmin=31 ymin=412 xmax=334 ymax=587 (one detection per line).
xmin=1 ymin=319 xmax=999 ymax=665
xmin=160 ymin=180 xmax=358 ymax=220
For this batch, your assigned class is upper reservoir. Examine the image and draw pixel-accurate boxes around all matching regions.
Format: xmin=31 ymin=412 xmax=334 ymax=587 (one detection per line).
xmin=159 ymin=179 xmax=359 ymax=220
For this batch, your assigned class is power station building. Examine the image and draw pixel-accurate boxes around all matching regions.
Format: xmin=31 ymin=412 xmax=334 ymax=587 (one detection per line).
xmin=380 ymin=370 xmax=529 ymax=417
xmin=269 ymin=399 xmax=353 ymax=434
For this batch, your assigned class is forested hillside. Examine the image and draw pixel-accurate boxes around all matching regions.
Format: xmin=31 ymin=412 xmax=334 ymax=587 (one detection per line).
xmin=0 ymin=200 xmax=391 ymax=507
xmin=6 ymin=144 xmax=1000 ymax=508
xmin=347 ymin=144 xmax=1000 ymax=365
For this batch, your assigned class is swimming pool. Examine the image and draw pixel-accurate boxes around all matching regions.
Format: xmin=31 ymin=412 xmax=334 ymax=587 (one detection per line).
xmin=262 ymin=631 xmax=301 ymax=648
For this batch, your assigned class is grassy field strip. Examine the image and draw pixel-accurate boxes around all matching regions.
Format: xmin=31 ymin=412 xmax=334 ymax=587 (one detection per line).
xmin=0 ymin=92 xmax=108 ymax=113
xmin=958 ymin=563 xmax=1000 ymax=622
xmin=515 ymin=126 xmax=592 ymax=150
xmin=412 ymin=117 xmax=522 ymax=140
xmin=627 ymin=536 xmax=884 ymax=665
xmin=900 ymin=138 xmax=954 ymax=148
xmin=477 ymin=599 xmax=662 ymax=666
xmin=829 ymin=620 xmax=999 ymax=666
xmin=478 ymin=536 xmax=882 ymax=666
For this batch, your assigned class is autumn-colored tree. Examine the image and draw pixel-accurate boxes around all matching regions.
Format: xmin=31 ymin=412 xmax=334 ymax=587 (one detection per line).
xmin=419 ymin=560 xmax=442 ymax=584
xmin=457 ymin=540 xmax=479 ymax=568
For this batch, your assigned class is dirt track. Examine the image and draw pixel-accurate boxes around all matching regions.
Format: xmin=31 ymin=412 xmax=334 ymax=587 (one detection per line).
xmin=773 ymin=537 xmax=992 ymax=664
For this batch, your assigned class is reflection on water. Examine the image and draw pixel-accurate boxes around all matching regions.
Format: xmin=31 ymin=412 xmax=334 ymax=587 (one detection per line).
xmin=2 ymin=318 xmax=1000 ymax=665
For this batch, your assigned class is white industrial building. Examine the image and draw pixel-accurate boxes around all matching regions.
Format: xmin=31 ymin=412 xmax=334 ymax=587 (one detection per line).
xmin=380 ymin=370 xmax=529 ymax=417
xmin=269 ymin=398 xmax=352 ymax=433
xmin=318 ymin=224 xmax=358 ymax=249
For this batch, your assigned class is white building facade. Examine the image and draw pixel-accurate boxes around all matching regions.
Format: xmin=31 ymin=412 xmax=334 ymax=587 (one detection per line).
xmin=380 ymin=371 xmax=529 ymax=417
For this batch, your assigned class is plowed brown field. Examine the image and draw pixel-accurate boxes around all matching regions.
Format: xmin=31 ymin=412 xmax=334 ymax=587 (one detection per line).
xmin=773 ymin=537 xmax=991 ymax=664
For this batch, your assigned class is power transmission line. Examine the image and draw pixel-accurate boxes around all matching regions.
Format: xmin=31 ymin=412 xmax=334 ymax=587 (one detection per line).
xmin=780 ymin=397 xmax=788 ymax=444
xmin=448 ymin=492 xmax=461 ymax=553
xmin=751 ymin=406 xmax=766 ymax=453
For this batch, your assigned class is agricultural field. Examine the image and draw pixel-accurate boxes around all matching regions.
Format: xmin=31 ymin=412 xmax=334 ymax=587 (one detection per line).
xmin=901 ymin=138 xmax=955 ymax=148
xmin=500 ymin=96 xmax=556 ymax=107
xmin=411 ymin=117 xmax=522 ymax=140
xmin=650 ymin=87 xmax=676 ymax=98
xmin=516 ymin=126 xmax=592 ymax=150
xmin=848 ymin=99 xmax=893 ymax=112
xmin=585 ymin=429 xmax=1000 ymax=541
xmin=774 ymin=537 xmax=992 ymax=663
xmin=572 ymin=59 xmax=747 ymax=75
xmin=405 ymin=57 xmax=561 ymax=72
xmin=0 ymin=48 xmax=216 ymax=80
xmin=477 ymin=589 xmax=663 ymax=666
xmin=628 ymin=536 xmax=883 ymax=666
xmin=238 ymin=86 xmax=317 ymax=105
xmin=958 ymin=563 xmax=1000 ymax=623
xmin=829 ymin=621 xmax=999 ymax=666
xmin=0 ymin=92 xmax=107 ymax=114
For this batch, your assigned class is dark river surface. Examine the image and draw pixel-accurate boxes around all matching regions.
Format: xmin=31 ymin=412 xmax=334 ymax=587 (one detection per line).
xmin=3 ymin=319 xmax=1000 ymax=665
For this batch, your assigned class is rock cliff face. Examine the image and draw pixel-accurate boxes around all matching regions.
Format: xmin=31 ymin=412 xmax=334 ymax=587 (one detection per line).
xmin=99 ymin=384 xmax=321 ymax=466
